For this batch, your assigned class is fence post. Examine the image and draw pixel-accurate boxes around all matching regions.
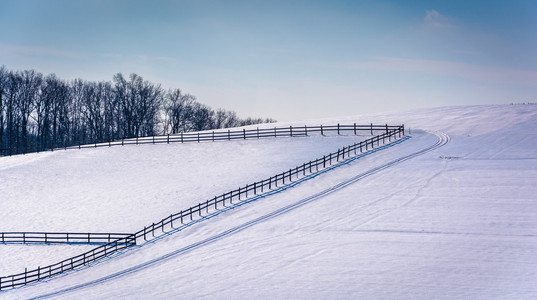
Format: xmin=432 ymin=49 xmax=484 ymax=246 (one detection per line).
xmin=321 ymin=125 xmax=324 ymax=136
xmin=136 ymin=136 xmax=138 ymax=145
xmin=167 ymin=134 xmax=170 ymax=144
xmin=290 ymin=126 xmax=293 ymax=137
xmin=243 ymin=129 xmax=246 ymax=140
xmin=257 ymin=127 xmax=259 ymax=139
xmin=212 ymin=131 xmax=215 ymax=141
xmin=370 ymin=123 xmax=373 ymax=135
xmin=385 ymin=124 xmax=388 ymax=134
xmin=337 ymin=123 xmax=340 ymax=135
xmin=181 ymin=132 xmax=184 ymax=143
xmin=305 ymin=125 xmax=308 ymax=136
xmin=198 ymin=133 xmax=200 ymax=142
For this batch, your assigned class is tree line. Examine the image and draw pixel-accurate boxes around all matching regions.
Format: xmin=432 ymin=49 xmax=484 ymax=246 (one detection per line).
xmin=0 ymin=66 xmax=275 ymax=155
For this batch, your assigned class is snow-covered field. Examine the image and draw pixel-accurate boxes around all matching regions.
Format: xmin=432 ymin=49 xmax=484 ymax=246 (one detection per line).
xmin=1 ymin=104 xmax=536 ymax=299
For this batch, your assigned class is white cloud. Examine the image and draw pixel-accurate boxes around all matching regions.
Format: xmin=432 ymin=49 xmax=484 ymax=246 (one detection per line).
xmin=100 ymin=53 xmax=123 ymax=59
xmin=453 ymin=49 xmax=482 ymax=56
xmin=424 ymin=10 xmax=456 ymax=29
xmin=155 ymin=56 xmax=177 ymax=62
xmin=0 ymin=44 xmax=82 ymax=59
xmin=136 ymin=55 xmax=176 ymax=62
xmin=261 ymin=48 xmax=298 ymax=55
xmin=348 ymin=56 xmax=537 ymax=86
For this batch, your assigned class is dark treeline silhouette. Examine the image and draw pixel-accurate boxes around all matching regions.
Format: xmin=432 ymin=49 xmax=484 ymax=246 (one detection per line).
xmin=0 ymin=66 xmax=275 ymax=155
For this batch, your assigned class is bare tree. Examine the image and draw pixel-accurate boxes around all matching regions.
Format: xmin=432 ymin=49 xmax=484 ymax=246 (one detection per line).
xmin=0 ymin=66 xmax=7 ymax=153
xmin=213 ymin=108 xmax=241 ymax=129
xmin=35 ymin=74 xmax=69 ymax=150
xmin=16 ymin=70 xmax=42 ymax=152
xmin=69 ymin=78 xmax=88 ymax=145
xmin=3 ymin=71 xmax=23 ymax=154
xmin=163 ymin=88 xmax=196 ymax=134
xmin=113 ymin=73 xmax=163 ymax=138
xmin=189 ymin=102 xmax=214 ymax=132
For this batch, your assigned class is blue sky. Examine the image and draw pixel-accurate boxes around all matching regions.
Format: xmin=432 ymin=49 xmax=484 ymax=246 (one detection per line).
xmin=1 ymin=0 xmax=536 ymax=121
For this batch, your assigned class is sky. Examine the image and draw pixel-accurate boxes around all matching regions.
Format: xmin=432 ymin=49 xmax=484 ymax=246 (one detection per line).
xmin=1 ymin=0 xmax=536 ymax=121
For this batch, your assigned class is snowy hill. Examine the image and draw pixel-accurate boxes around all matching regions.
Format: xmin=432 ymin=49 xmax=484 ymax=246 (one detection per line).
xmin=1 ymin=104 xmax=537 ymax=299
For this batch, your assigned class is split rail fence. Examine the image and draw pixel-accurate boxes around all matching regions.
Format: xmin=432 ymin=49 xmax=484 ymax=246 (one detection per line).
xmin=0 ymin=123 xmax=404 ymax=291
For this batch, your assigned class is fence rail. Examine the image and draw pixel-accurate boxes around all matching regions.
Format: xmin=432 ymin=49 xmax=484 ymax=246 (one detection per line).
xmin=0 ymin=124 xmax=405 ymax=291
xmin=0 ymin=232 xmax=133 ymax=245
xmin=0 ymin=123 xmax=402 ymax=156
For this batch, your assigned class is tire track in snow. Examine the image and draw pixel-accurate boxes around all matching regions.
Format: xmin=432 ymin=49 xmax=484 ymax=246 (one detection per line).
xmin=30 ymin=132 xmax=449 ymax=299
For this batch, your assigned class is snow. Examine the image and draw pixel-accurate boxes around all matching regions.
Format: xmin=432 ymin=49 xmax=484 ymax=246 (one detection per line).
xmin=1 ymin=104 xmax=537 ymax=299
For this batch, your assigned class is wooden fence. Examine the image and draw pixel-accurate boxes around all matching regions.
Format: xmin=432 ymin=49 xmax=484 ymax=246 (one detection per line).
xmin=0 ymin=232 xmax=133 ymax=245
xmin=0 ymin=123 xmax=402 ymax=156
xmin=0 ymin=124 xmax=404 ymax=291
xmin=0 ymin=235 xmax=136 ymax=290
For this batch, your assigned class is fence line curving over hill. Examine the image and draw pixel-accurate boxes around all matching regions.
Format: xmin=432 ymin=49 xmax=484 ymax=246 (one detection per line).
xmin=0 ymin=123 xmax=405 ymax=291
xmin=0 ymin=123 xmax=403 ymax=156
